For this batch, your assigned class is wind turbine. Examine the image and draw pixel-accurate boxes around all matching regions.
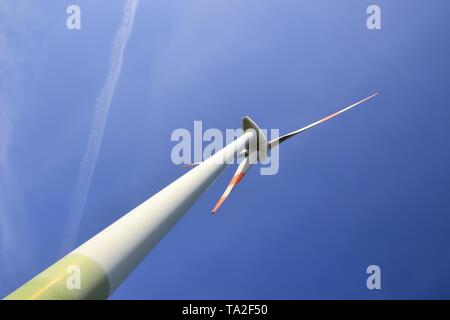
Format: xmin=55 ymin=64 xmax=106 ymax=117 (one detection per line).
xmin=4 ymin=93 xmax=378 ymax=300
xmin=210 ymin=93 xmax=378 ymax=213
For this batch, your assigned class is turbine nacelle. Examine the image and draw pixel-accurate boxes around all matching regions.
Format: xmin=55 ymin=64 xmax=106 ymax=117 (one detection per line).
xmin=241 ymin=116 xmax=269 ymax=163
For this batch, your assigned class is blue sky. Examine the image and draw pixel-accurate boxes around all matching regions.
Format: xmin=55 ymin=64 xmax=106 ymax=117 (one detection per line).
xmin=1 ymin=0 xmax=450 ymax=299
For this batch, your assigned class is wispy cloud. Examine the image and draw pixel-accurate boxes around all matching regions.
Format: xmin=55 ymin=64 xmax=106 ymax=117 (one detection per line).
xmin=61 ymin=0 xmax=140 ymax=252
xmin=0 ymin=0 xmax=39 ymax=290
xmin=0 ymin=107 xmax=14 ymax=268
xmin=0 ymin=108 xmax=29 ymax=281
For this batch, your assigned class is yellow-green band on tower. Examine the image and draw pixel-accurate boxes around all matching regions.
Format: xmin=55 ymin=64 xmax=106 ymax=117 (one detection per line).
xmin=4 ymin=253 xmax=110 ymax=300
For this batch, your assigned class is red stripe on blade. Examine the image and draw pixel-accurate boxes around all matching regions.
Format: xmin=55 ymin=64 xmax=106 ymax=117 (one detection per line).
xmin=230 ymin=173 xmax=246 ymax=185
xmin=211 ymin=197 xmax=226 ymax=214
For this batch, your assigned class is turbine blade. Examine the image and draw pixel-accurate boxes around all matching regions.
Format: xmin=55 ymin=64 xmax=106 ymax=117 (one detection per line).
xmin=182 ymin=162 xmax=201 ymax=168
xmin=269 ymin=93 xmax=378 ymax=148
xmin=211 ymin=157 xmax=251 ymax=214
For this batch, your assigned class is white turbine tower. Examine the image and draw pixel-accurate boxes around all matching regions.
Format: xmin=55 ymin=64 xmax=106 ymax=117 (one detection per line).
xmin=4 ymin=93 xmax=378 ymax=300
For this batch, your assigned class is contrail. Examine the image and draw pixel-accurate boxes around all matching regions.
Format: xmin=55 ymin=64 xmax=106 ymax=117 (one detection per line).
xmin=61 ymin=0 xmax=139 ymax=252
